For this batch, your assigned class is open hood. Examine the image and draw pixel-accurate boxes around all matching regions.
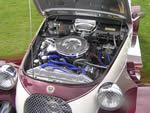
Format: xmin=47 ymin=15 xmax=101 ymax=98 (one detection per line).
xmin=33 ymin=0 xmax=132 ymax=23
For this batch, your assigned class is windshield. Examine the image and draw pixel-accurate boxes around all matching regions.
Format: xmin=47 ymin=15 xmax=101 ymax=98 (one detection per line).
xmin=34 ymin=0 xmax=127 ymax=15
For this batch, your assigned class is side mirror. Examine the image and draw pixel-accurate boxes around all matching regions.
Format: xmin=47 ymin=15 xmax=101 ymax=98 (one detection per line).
xmin=132 ymin=12 xmax=145 ymax=22
xmin=137 ymin=12 xmax=145 ymax=18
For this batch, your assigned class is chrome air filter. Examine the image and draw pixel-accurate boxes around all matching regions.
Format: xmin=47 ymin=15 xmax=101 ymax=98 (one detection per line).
xmin=56 ymin=36 xmax=89 ymax=57
xmin=24 ymin=94 xmax=72 ymax=113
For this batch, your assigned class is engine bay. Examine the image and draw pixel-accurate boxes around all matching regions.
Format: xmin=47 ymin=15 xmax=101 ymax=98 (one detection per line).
xmin=25 ymin=15 xmax=128 ymax=84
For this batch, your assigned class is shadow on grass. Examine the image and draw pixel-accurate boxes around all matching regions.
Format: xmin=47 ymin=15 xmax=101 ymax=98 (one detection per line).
xmin=0 ymin=51 xmax=25 ymax=60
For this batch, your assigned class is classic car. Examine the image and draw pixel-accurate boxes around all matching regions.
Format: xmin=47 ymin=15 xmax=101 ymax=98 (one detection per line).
xmin=0 ymin=0 xmax=148 ymax=113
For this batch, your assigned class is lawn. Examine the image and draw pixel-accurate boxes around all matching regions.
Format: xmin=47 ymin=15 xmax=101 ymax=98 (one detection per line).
xmin=132 ymin=0 xmax=150 ymax=81
xmin=0 ymin=0 xmax=150 ymax=78
xmin=0 ymin=0 xmax=43 ymax=56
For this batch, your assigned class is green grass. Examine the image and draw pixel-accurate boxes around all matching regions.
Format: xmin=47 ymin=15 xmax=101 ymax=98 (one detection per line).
xmin=0 ymin=0 xmax=150 ymax=75
xmin=132 ymin=0 xmax=150 ymax=74
xmin=0 ymin=0 xmax=43 ymax=56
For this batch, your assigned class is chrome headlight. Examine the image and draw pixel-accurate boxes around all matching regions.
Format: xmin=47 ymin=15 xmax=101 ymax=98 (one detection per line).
xmin=97 ymin=82 xmax=124 ymax=111
xmin=0 ymin=64 xmax=17 ymax=90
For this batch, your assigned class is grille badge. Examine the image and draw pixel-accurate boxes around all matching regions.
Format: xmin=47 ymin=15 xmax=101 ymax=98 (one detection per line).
xmin=47 ymin=85 xmax=55 ymax=94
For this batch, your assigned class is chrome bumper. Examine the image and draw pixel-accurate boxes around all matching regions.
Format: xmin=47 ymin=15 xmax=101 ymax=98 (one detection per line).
xmin=0 ymin=101 xmax=13 ymax=113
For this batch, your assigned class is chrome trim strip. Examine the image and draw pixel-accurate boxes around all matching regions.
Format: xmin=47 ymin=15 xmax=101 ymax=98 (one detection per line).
xmin=44 ymin=8 xmax=126 ymax=19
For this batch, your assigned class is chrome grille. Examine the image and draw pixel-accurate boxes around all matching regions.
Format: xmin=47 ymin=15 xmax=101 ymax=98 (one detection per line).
xmin=24 ymin=94 xmax=72 ymax=113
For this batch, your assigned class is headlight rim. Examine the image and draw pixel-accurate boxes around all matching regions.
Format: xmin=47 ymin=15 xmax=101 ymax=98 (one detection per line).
xmin=0 ymin=64 xmax=17 ymax=90
xmin=97 ymin=82 xmax=124 ymax=111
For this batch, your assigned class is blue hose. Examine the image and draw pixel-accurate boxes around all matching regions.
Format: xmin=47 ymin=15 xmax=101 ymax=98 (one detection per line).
xmin=98 ymin=51 xmax=107 ymax=67
xmin=49 ymin=59 xmax=85 ymax=74
xmin=98 ymin=51 xmax=111 ymax=67
xmin=48 ymin=55 xmax=60 ymax=59
xmin=41 ymin=63 xmax=61 ymax=68
xmin=41 ymin=63 xmax=69 ymax=73
xmin=48 ymin=59 xmax=74 ymax=67
xmin=80 ymin=68 xmax=86 ymax=74
xmin=41 ymin=55 xmax=86 ymax=74
xmin=107 ymin=53 xmax=111 ymax=63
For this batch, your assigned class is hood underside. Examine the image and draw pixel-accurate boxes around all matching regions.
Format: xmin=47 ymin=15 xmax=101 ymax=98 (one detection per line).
xmin=33 ymin=0 xmax=131 ymax=23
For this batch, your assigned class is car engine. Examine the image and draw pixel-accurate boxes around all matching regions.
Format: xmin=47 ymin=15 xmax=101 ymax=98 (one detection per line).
xmin=26 ymin=16 xmax=127 ymax=84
